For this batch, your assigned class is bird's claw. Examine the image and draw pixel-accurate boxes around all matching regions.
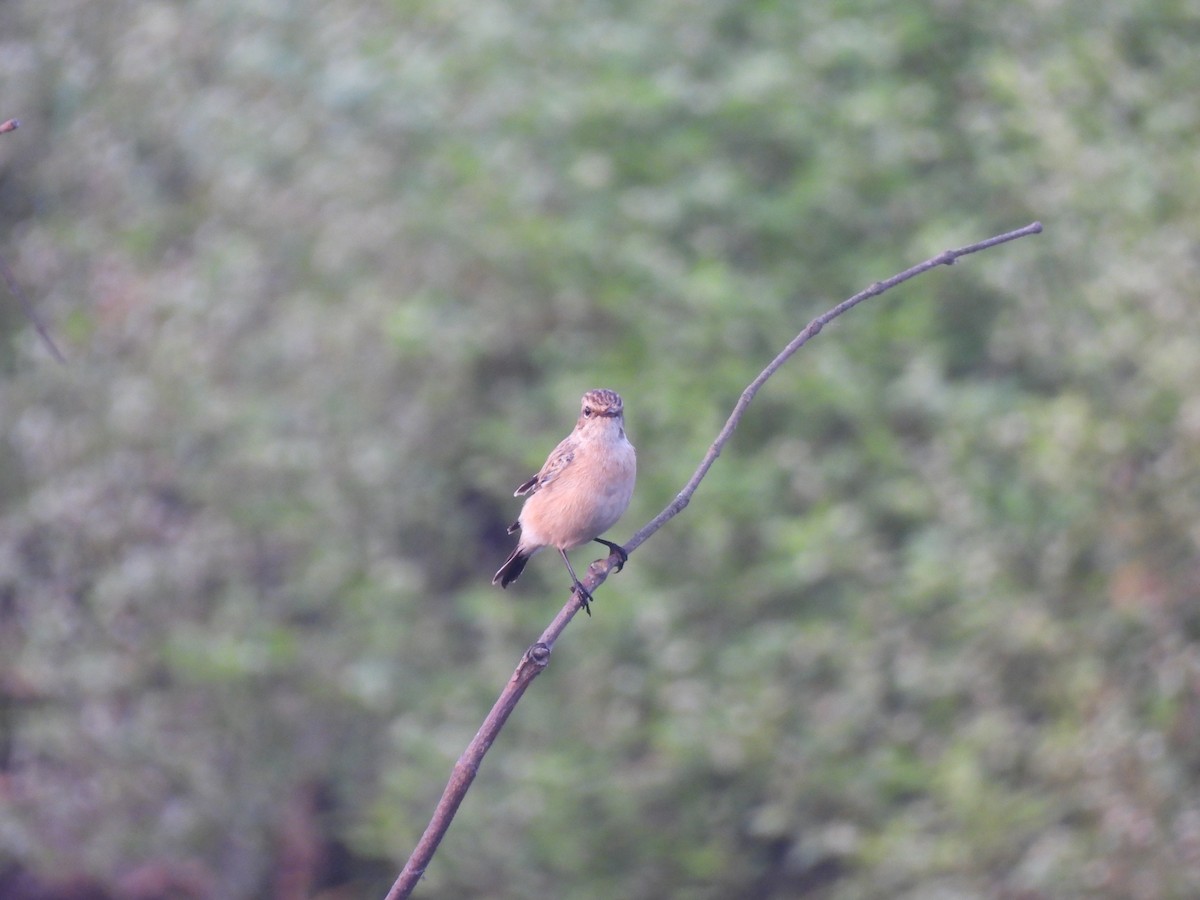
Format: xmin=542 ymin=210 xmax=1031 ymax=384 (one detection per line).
xmin=572 ymin=581 xmax=594 ymax=617
xmin=593 ymin=538 xmax=629 ymax=573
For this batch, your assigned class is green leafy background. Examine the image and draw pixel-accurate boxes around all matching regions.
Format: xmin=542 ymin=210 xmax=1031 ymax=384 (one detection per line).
xmin=2 ymin=1 xmax=1198 ymax=897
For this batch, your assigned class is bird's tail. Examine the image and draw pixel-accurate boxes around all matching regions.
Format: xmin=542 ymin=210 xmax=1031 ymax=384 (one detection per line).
xmin=493 ymin=547 xmax=531 ymax=588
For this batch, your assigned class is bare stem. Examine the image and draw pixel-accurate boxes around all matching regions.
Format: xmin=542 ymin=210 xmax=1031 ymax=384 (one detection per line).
xmin=1 ymin=117 xmax=66 ymax=363
xmin=623 ymin=220 xmax=1043 ymax=554
xmin=384 ymin=220 xmax=1043 ymax=899
xmin=0 ymin=255 xmax=65 ymax=364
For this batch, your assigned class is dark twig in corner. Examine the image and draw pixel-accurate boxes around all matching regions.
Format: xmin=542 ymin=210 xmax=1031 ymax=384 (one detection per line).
xmin=384 ymin=221 xmax=1043 ymax=900
xmin=1 ymin=118 xmax=65 ymax=364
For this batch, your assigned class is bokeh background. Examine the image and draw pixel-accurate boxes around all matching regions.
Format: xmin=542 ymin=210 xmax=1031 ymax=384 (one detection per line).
xmin=2 ymin=1 xmax=1198 ymax=898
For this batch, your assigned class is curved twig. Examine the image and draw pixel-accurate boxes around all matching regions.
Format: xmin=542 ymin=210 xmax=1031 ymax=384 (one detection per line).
xmin=384 ymin=220 xmax=1043 ymax=899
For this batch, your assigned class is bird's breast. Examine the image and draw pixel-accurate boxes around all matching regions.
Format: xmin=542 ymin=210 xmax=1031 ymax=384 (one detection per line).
xmin=518 ymin=434 xmax=635 ymax=551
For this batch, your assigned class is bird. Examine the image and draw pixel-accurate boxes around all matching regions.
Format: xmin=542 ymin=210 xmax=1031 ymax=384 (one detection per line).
xmin=492 ymin=389 xmax=636 ymax=614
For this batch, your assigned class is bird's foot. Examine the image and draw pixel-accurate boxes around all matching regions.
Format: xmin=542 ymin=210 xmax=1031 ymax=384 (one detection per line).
xmin=592 ymin=538 xmax=629 ymax=572
xmin=571 ymin=580 xmax=594 ymax=617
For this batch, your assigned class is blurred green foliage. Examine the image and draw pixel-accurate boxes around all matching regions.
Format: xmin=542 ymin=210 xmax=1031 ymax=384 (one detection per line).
xmin=2 ymin=0 xmax=1199 ymax=897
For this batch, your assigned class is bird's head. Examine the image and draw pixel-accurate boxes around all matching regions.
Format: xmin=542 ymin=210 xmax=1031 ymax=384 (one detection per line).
xmin=577 ymin=389 xmax=624 ymax=428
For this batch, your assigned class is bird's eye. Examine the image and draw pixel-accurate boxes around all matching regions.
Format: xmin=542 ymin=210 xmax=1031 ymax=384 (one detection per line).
xmin=583 ymin=406 xmax=593 ymax=417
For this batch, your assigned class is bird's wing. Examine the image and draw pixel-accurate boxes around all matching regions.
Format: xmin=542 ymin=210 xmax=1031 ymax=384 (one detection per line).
xmin=514 ymin=437 xmax=575 ymax=496
xmin=513 ymin=475 xmax=539 ymax=497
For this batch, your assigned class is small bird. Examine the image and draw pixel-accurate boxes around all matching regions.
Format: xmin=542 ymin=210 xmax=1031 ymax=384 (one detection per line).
xmin=493 ymin=389 xmax=637 ymax=614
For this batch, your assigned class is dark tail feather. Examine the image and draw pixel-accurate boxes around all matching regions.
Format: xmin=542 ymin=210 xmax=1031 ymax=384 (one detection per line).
xmin=493 ymin=547 xmax=531 ymax=588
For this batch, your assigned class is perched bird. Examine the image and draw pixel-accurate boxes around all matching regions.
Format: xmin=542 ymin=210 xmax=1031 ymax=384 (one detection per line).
xmin=493 ymin=389 xmax=636 ymax=613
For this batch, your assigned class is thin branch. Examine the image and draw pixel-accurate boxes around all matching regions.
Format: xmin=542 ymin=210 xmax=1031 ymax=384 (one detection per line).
xmin=0 ymin=117 xmax=66 ymax=363
xmin=623 ymin=220 xmax=1043 ymax=555
xmin=0 ymin=255 xmax=65 ymax=364
xmin=384 ymin=220 xmax=1043 ymax=899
